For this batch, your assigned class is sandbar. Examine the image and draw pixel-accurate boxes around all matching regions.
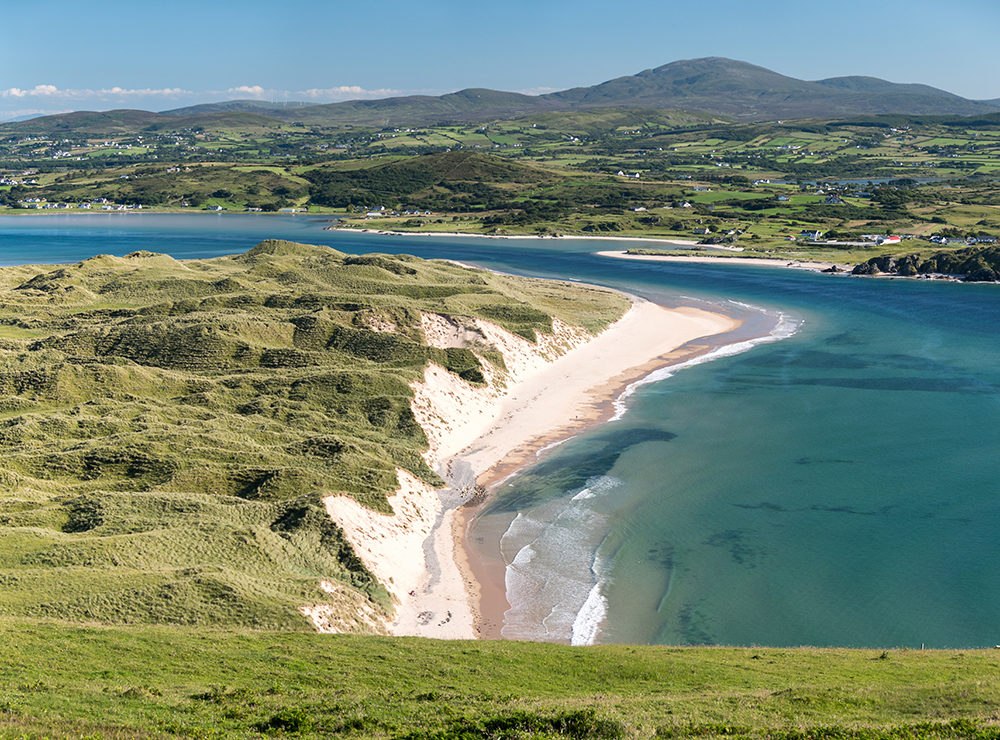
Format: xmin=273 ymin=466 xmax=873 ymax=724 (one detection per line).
xmin=596 ymin=249 xmax=851 ymax=272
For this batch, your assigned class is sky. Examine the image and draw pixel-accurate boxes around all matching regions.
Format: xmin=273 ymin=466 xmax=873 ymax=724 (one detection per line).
xmin=3 ymin=0 xmax=999 ymax=121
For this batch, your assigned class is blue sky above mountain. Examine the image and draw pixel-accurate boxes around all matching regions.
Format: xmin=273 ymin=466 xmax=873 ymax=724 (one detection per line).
xmin=3 ymin=0 xmax=998 ymax=120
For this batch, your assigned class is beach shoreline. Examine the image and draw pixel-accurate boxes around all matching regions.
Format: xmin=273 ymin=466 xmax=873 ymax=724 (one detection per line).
xmin=595 ymin=248 xmax=852 ymax=272
xmin=324 ymin=225 xmax=702 ymax=246
xmin=461 ymin=319 xmax=759 ymax=640
xmin=362 ymin=298 xmax=743 ymax=641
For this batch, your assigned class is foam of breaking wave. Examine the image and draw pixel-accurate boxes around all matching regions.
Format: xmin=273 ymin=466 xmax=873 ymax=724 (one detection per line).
xmin=500 ymin=492 xmax=613 ymax=642
xmin=535 ymin=436 xmax=574 ymax=457
xmin=571 ymin=583 xmax=608 ymax=646
xmin=570 ymin=548 xmax=613 ymax=646
xmin=610 ymin=308 xmax=801 ymax=421
xmin=499 ymin=306 xmax=800 ymax=645
xmin=571 ymin=475 xmax=622 ymax=501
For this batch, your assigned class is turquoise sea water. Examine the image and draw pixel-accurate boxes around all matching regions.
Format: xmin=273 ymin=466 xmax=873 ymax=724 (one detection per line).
xmin=3 ymin=214 xmax=999 ymax=649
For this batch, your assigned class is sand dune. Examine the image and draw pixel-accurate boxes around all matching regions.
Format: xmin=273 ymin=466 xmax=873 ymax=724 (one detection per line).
xmin=320 ymin=299 xmax=740 ymax=639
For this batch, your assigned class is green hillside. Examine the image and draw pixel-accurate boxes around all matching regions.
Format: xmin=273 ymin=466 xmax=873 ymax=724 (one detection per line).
xmin=0 ymin=242 xmax=627 ymax=631
xmin=515 ymin=107 xmax=727 ymax=136
xmin=3 ymin=109 xmax=280 ymax=137
xmin=4 ymin=109 xmax=173 ymax=135
xmin=0 ymin=620 xmax=998 ymax=739
xmin=304 ymin=151 xmax=555 ymax=209
xmin=144 ymin=111 xmax=281 ymax=132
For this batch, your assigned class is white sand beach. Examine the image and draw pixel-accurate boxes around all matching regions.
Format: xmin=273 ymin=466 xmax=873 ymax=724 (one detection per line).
xmin=596 ymin=249 xmax=851 ymax=272
xmin=316 ymin=298 xmax=740 ymax=639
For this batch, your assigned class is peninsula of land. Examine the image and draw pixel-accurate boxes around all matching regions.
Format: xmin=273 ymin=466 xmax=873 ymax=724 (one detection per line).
xmin=323 ymin=297 xmax=740 ymax=639
xmin=0 ymin=237 xmax=743 ymax=642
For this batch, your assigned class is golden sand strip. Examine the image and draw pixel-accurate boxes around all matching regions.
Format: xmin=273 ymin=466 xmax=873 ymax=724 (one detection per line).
xmin=317 ymin=299 xmax=739 ymax=639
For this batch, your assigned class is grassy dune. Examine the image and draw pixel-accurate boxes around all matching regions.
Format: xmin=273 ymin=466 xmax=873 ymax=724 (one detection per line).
xmin=0 ymin=241 xmax=627 ymax=631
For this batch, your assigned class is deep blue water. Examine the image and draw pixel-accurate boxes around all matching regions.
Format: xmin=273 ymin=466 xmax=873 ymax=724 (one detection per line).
xmin=3 ymin=213 xmax=999 ymax=648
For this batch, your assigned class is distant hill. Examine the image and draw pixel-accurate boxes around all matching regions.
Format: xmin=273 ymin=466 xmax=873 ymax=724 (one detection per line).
xmin=539 ymin=58 xmax=1000 ymax=120
xmin=825 ymin=111 xmax=1000 ymax=129
xmin=1 ymin=112 xmax=48 ymax=123
xmin=378 ymin=150 xmax=553 ymax=182
xmin=5 ymin=109 xmax=170 ymax=134
xmin=144 ymin=111 xmax=281 ymax=131
xmin=216 ymin=58 xmax=1000 ymax=125
xmin=303 ymin=150 xmax=556 ymax=209
xmin=5 ymin=58 xmax=1000 ymax=134
xmin=272 ymin=88 xmax=562 ymax=126
xmin=160 ymin=99 xmax=315 ymax=116
xmin=3 ymin=108 xmax=282 ymax=135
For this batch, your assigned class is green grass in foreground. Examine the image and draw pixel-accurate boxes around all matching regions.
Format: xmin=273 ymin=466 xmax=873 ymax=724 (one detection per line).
xmin=0 ymin=242 xmax=628 ymax=631
xmin=0 ymin=620 xmax=999 ymax=739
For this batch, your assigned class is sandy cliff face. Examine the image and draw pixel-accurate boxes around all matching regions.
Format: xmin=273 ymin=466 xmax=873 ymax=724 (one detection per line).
xmin=299 ymin=579 xmax=394 ymax=635
xmin=313 ymin=469 xmax=442 ymax=624
xmin=307 ymin=312 xmax=594 ymax=635
xmin=412 ymin=313 xmax=593 ymax=468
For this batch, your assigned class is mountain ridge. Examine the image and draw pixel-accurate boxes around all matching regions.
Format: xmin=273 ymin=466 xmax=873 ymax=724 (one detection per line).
xmin=535 ymin=57 xmax=998 ymax=120
xmin=171 ymin=57 xmax=1000 ymax=123
xmin=7 ymin=57 xmax=1000 ymax=132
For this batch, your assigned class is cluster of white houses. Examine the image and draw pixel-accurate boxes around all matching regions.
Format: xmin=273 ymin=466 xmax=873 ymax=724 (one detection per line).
xmin=364 ymin=206 xmax=433 ymax=219
xmin=16 ymin=198 xmax=143 ymax=211
xmin=1 ymin=175 xmax=38 ymax=186
xmin=796 ymin=230 xmax=997 ymax=247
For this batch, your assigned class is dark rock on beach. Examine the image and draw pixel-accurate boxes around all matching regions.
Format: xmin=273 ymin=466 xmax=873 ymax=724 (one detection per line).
xmin=851 ymin=261 xmax=881 ymax=275
xmin=852 ymin=246 xmax=1000 ymax=280
xmin=963 ymin=268 xmax=1000 ymax=283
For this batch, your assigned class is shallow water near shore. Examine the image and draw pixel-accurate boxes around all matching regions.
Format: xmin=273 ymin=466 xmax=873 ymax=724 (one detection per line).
xmin=4 ymin=214 xmax=1000 ymax=648
xmin=471 ymin=265 xmax=1000 ymax=648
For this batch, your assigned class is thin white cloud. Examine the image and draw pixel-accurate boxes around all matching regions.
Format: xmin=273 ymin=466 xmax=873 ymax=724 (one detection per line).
xmin=227 ymin=85 xmax=268 ymax=97
xmin=224 ymin=85 xmax=403 ymax=101
xmin=1 ymin=82 xmax=434 ymax=106
xmin=0 ymin=82 xmax=446 ymax=119
xmin=300 ymin=86 xmax=401 ymax=99
xmin=97 ymin=87 xmax=189 ymax=98
xmin=2 ymin=85 xmax=60 ymax=98
xmin=1 ymin=85 xmax=191 ymax=100
xmin=515 ymin=87 xmax=559 ymax=96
